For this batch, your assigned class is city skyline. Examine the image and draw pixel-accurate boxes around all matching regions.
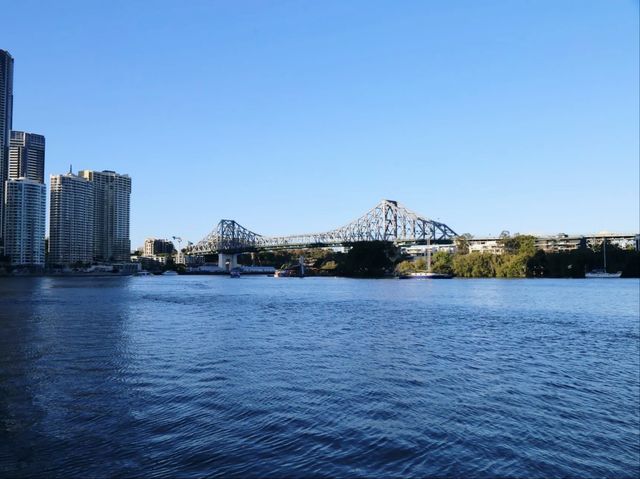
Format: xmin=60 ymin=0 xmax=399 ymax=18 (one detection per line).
xmin=1 ymin=1 xmax=638 ymax=248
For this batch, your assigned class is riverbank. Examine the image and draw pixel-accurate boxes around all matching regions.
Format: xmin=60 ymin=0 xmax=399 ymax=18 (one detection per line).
xmin=2 ymin=239 xmax=638 ymax=278
xmin=240 ymin=240 xmax=640 ymax=279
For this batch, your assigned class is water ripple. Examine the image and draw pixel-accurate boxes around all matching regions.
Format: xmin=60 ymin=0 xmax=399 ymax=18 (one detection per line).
xmin=0 ymin=277 xmax=638 ymax=478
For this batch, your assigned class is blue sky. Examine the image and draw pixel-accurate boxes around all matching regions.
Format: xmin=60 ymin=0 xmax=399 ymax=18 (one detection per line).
xmin=2 ymin=0 xmax=638 ymax=247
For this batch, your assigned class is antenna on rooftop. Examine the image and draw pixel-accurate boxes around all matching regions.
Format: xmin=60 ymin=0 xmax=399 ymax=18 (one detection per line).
xmin=69 ymin=164 xmax=73 ymax=174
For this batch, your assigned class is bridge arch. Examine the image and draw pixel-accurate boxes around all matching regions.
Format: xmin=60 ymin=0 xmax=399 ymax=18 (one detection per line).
xmin=189 ymin=199 xmax=457 ymax=255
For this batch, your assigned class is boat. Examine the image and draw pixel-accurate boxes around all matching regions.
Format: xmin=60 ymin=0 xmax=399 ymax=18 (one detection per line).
xmin=274 ymin=269 xmax=295 ymax=277
xmin=585 ymin=269 xmax=622 ymax=278
xmin=162 ymin=270 xmax=178 ymax=276
xmin=136 ymin=270 xmax=153 ymax=276
xmin=408 ymin=271 xmax=452 ymax=279
xmin=274 ymin=257 xmax=306 ymax=278
xmin=230 ymin=269 xmax=241 ymax=278
xmin=586 ymin=238 xmax=622 ymax=278
xmin=398 ymin=237 xmax=452 ymax=279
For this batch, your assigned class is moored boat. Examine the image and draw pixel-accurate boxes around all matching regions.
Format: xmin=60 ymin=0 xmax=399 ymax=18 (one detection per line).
xmin=585 ymin=269 xmax=622 ymax=278
xmin=586 ymin=238 xmax=622 ymax=278
xmin=397 ymin=237 xmax=453 ymax=279
xmin=274 ymin=269 xmax=295 ymax=277
xmin=274 ymin=257 xmax=306 ymax=278
xmin=408 ymin=271 xmax=452 ymax=279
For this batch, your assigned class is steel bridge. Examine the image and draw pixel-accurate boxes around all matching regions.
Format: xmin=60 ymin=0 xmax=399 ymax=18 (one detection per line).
xmin=189 ymin=199 xmax=457 ymax=256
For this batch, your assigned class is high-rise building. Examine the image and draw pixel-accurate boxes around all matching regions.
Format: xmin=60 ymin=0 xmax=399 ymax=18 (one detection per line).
xmin=79 ymin=170 xmax=131 ymax=262
xmin=8 ymin=131 xmax=45 ymax=183
xmin=4 ymin=178 xmax=46 ymax=266
xmin=3 ymin=131 xmax=47 ymax=266
xmin=0 ymin=50 xmax=14 ymax=251
xmin=143 ymin=238 xmax=175 ymax=256
xmin=49 ymin=172 xmax=94 ymax=265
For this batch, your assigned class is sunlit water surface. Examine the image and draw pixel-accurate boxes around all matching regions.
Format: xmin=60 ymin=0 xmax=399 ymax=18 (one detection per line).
xmin=1 ymin=276 xmax=638 ymax=478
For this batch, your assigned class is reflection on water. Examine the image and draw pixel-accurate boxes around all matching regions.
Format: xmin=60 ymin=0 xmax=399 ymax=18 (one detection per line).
xmin=1 ymin=277 xmax=639 ymax=477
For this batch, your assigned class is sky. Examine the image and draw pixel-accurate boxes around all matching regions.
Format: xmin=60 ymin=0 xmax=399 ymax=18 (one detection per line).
xmin=1 ymin=0 xmax=638 ymax=247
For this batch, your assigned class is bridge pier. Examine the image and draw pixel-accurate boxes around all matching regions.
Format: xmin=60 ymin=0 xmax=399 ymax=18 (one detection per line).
xmin=218 ymin=253 xmax=239 ymax=271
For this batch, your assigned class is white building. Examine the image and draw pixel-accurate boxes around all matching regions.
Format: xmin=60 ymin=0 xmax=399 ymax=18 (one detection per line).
xmin=143 ymin=238 xmax=154 ymax=257
xmin=3 ymin=129 xmax=47 ymax=267
xmin=3 ymin=178 xmax=45 ymax=266
xmin=402 ymin=244 xmax=457 ymax=256
xmin=584 ymin=233 xmax=638 ymax=250
xmin=79 ymin=170 xmax=131 ymax=263
xmin=465 ymin=233 xmax=637 ymax=255
xmin=49 ymin=172 xmax=94 ymax=265
xmin=467 ymin=238 xmax=505 ymax=255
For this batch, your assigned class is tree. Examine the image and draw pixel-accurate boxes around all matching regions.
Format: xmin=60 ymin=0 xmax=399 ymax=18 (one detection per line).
xmin=320 ymin=260 xmax=338 ymax=271
xmin=414 ymin=257 xmax=428 ymax=271
xmin=164 ymin=254 xmax=176 ymax=271
xmin=495 ymin=254 xmax=527 ymax=278
xmin=338 ymin=241 xmax=396 ymax=277
xmin=431 ymin=251 xmax=453 ymax=275
xmin=395 ymin=260 xmax=415 ymax=275
xmin=455 ymin=233 xmax=473 ymax=255
xmin=499 ymin=234 xmax=536 ymax=256
xmin=453 ymin=252 xmax=496 ymax=277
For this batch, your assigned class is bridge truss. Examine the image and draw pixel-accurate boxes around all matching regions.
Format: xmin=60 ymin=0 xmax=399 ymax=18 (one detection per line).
xmin=189 ymin=199 xmax=457 ymax=255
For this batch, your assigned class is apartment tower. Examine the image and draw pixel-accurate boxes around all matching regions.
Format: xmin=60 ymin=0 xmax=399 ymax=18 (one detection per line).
xmin=3 ymin=131 xmax=47 ymax=266
xmin=0 ymin=49 xmax=14 ymax=251
xmin=49 ymin=172 xmax=94 ymax=264
xmin=4 ymin=178 xmax=46 ymax=265
xmin=79 ymin=169 xmax=131 ymax=262
xmin=8 ymin=131 xmax=45 ymax=183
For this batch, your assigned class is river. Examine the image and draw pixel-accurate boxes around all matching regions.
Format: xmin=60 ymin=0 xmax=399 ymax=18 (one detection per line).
xmin=1 ymin=276 xmax=638 ymax=477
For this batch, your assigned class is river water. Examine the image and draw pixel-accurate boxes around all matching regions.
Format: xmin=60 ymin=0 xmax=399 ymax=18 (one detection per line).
xmin=0 ymin=276 xmax=638 ymax=478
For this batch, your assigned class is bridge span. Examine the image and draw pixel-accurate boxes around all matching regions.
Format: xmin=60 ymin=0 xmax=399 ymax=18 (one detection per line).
xmin=188 ymin=200 xmax=457 ymax=267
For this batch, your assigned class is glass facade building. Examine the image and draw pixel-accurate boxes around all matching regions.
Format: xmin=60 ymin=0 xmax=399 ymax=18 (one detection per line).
xmin=9 ymin=131 xmax=45 ymax=183
xmin=0 ymin=50 xmax=14 ymax=250
xmin=4 ymin=178 xmax=46 ymax=266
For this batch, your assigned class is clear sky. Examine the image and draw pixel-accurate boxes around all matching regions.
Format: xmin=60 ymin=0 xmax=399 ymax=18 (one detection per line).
xmin=2 ymin=0 xmax=638 ymax=247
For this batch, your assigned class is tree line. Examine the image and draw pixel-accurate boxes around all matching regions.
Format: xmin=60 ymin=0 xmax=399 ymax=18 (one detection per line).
xmin=398 ymin=235 xmax=640 ymax=278
xmin=240 ymin=235 xmax=640 ymax=278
